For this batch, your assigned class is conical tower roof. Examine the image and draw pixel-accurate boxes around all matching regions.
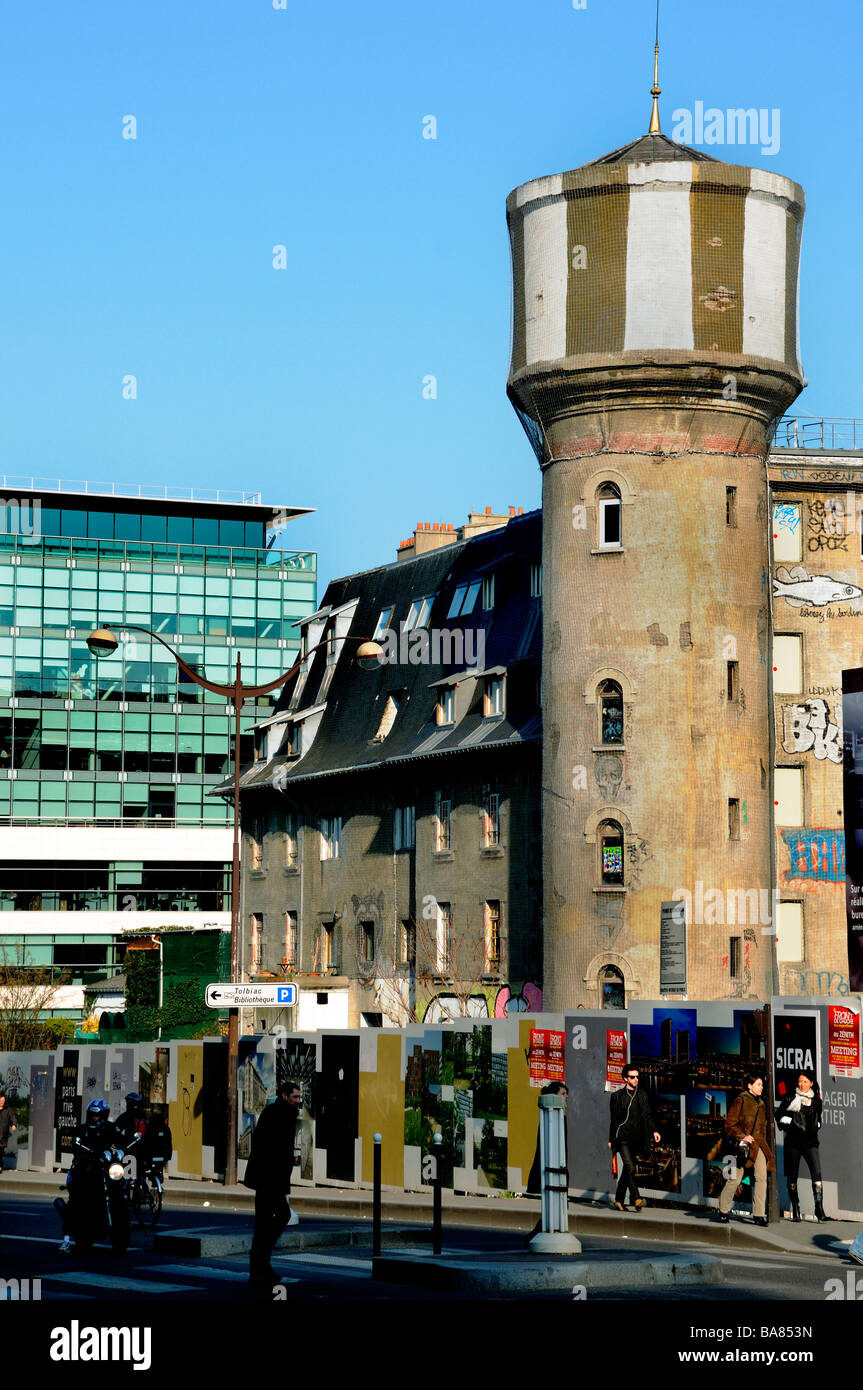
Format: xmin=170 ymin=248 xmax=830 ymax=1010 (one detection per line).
xmin=587 ymin=131 xmax=720 ymax=166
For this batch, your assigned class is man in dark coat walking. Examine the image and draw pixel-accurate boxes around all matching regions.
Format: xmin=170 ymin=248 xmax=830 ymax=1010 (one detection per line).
xmin=607 ymin=1064 xmax=660 ymax=1211
xmin=0 ymin=1091 xmax=17 ymax=1173
xmin=244 ymin=1082 xmax=302 ymax=1286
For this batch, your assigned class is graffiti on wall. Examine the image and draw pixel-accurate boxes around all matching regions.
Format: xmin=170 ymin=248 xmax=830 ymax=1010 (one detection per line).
xmin=781 ymin=828 xmax=846 ymax=884
xmin=420 ymin=981 xmax=543 ymax=1024
xmin=782 ymin=700 xmax=842 ymax=763
xmin=773 ymin=565 xmax=863 ymax=609
xmin=782 ymin=968 xmax=850 ymax=997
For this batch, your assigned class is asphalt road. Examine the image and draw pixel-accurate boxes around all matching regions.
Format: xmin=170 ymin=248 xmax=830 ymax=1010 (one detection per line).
xmin=0 ymin=1192 xmax=856 ymax=1304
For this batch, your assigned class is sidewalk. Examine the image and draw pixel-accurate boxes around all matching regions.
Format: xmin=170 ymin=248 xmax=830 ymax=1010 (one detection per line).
xmin=2 ymin=1169 xmax=857 ymax=1261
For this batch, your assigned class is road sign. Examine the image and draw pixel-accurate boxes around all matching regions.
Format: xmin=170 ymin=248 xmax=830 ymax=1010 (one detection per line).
xmin=205 ymin=983 xmax=298 ymax=1008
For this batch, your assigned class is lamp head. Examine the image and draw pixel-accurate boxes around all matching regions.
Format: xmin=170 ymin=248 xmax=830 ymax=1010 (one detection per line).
xmin=87 ymin=628 xmax=119 ymax=657
xmin=355 ymin=640 xmax=385 ymax=671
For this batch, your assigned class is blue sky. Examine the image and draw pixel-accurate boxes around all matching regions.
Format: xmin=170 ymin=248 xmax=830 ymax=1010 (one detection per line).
xmin=2 ymin=0 xmax=860 ymax=592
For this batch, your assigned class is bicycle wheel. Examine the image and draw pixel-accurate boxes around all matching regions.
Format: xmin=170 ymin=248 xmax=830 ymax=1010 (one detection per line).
xmin=134 ymin=1173 xmax=163 ymax=1228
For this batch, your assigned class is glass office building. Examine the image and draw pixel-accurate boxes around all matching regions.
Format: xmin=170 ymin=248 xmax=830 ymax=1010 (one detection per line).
xmin=0 ymin=479 xmax=315 ymax=1018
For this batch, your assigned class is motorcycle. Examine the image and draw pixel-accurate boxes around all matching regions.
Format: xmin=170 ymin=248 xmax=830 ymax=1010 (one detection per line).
xmin=54 ymin=1132 xmax=133 ymax=1255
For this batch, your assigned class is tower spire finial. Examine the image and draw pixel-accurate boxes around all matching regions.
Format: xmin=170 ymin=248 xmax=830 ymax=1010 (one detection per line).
xmin=649 ymin=0 xmax=661 ymax=133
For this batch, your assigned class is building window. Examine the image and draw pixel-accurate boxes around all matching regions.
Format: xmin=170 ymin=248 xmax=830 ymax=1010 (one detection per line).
xmin=437 ymin=687 xmax=455 ymax=726
xmin=482 ymin=574 xmax=495 ymax=610
xmin=250 ymin=817 xmax=263 ymax=870
xmin=728 ymin=798 xmax=741 ymax=840
xmin=600 ymin=964 xmax=625 ymax=1009
xmin=485 ymin=900 xmax=501 ymax=974
xmin=360 ymin=920 xmax=375 ymax=963
xmin=284 ymin=911 xmax=297 ymax=968
xmin=773 ymin=503 xmax=802 ymax=564
xmin=773 ymin=635 xmax=803 ymax=695
xmin=285 ymin=812 xmax=298 ymax=867
xmin=729 ymin=936 xmax=741 ymax=979
xmin=774 ymin=768 xmax=804 ymax=827
xmin=434 ymin=793 xmax=452 ymax=852
xmin=726 ymin=487 xmax=737 ymax=527
xmin=326 ymin=627 xmax=338 ymax=667
xmin=372 ymin=605 xmax=394 ymax=641
xmin=482 ymin=786 xmax=500 ymax=847
xmin=447 ymin=580 xmax=481 ymax=620
xmin=288 ymin=722 xmax=302 ymax=757
xmin=322 ymin=921 xmax=335 ymax=970
xmin=530 ymin=561 xmax=542 ymax=598
xmin=401 ymin=919 xmax=416 ymax=967
xmin=250 ymin=913 xmax=263 ymax=974
xmin=321 ymin=815 xmax=342 ymax=860
xmin=599 ymin=681 xmax=624 ymax=744
xmin=727 ymin=661 xmax=739 ymax=701
xmin=777 ymin=900 xmax=803 ymax=962
xmin=436 ymin=901 xmax=453 ymax=974
xmin=404 ymin=596 xmax=433 ymax=632
xmin=394 ymin=804 xmax=415 ymax=852
xmin=599 ymin=821 xmax=624 ymax=885
xmin=597 ymin=483 xmax=622 ymax=549
xmin=484 ymin=676 xmax=504 ymax=719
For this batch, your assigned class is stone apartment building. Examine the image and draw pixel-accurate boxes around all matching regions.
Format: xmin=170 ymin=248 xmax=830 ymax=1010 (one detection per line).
xmin=235 ymin=508 xmax=543 ymax=1029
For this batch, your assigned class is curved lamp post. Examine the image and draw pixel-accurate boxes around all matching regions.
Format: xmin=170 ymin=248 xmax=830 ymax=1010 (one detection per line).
xmin=87 ymin=622 xmax=382 ymax=1185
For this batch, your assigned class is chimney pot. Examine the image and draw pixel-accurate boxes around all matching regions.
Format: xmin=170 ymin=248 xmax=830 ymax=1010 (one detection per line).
xmin=518 ymin=506 xmax=523 ymax=515
xmin=509 ymin=506 xmax=515 ymax=516
xmin=485 ymin=505 xmax=492 ymax=515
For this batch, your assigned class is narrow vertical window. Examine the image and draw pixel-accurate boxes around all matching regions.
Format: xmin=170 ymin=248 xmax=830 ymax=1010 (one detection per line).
xmin=284 ymin=911 xmax=297 ymax=968
xmin=727 ymin=661 xmax=739 ymax=701
xmin=285 ymin=812 xmax=297 ymax=867
xmin=401 ymin=919 xmax=416 ymax=967
xmin=360 ymin=921 xmax=375 ymax=962
xmin=728 ymin=798 xmax=741 ymax=840
xmin=482 ymin=573 xmax=495 ymax=610
xmin=599 ymin=681 xmax=624 ymax=744
xmin=435 ymin=792 xmax=452 ymax=852
xmin=530 ymin=562 xmax=542 ymax=598
xmin=436 ymin=902 xmax=453 ymax=974
xmin=599 ymin=821 xmax=624 ymax=885
xmin=250 ymin=913 xmax=263 ymax=974
xmin=726 ymin=487 xmax=737 ymax=527
xmin=250 ymin=817 xmax=263 ymax=870
xmin=485 ymin=901 xmax=501 ymax=973
xmin=482 ymin=786 xmax=500 ymax=847
xmin=729 ymin=936 xmax=741 ymax=978
xmin=597 ymin=483 xmax=622 ymax=549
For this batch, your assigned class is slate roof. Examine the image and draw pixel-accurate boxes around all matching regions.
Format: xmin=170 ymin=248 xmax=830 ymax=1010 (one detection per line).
xmin=236 ymin=510 xmax=542 ymax=791
xmin=587 ymin=132 xmax=720 ymax=166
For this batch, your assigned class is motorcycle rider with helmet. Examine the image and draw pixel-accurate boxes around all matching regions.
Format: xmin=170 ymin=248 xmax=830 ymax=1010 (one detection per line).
xmin=57 ymin=1098 xmax=126 ymax=1253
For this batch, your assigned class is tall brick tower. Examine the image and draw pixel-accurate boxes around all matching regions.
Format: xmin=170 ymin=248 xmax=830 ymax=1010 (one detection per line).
xmin=507 ymin=79 xmax=805 ymax=1008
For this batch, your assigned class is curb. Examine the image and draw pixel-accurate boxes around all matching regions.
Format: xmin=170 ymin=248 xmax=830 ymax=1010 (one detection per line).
xmin=371 ymin=1250 xmax=725 ymax=1292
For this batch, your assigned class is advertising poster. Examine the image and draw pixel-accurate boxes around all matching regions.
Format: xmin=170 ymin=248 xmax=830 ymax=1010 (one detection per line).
xmin=528 ymin=1028 xmax=565 ymax=1087
xmin=606 ymin=1028 xmax=627 ymax=1090
xmin=842 ymin=668 xmax=863 ymax=992
xmin=53 ymin=1050 xmax=80 ymax=1161
xmin=773 ymin=1009 xmax=820 ymax=1100
xmin=828 ymin=1003 xmax=862 ymax=1078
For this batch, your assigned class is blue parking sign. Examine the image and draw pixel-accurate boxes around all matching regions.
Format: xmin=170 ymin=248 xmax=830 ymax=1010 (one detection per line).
xmin=277 ymin=985 xmax=297 ymax=1004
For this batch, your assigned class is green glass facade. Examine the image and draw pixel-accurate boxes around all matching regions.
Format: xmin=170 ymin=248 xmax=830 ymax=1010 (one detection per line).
xmin=0 ymin=500 xmax=316 ymax=824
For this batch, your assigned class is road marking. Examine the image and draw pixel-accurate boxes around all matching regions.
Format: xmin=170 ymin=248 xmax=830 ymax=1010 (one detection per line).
xmin=153 ymin=1263 xmax=297 ymax=1285
xmin=276 ymin=1252 xmax=372 ymax=1275
xmin=45 ymin=1272 xmax=203 ymax=1295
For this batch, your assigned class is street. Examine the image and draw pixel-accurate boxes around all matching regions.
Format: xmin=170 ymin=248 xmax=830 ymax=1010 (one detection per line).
xmin=1 ymin=1192 xmax=856 ymax=1304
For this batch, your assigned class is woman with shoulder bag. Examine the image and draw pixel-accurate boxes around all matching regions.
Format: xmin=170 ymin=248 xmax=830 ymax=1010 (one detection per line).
xmin=776 ymin=1071 xmax=827 ymax=1222
xmin=715 ymin=1075 xmax=773 ymax=1226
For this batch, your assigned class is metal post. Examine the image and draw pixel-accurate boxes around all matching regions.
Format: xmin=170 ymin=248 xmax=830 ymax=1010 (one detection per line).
xmin=432 ymin=1133 xmax=442 ymax=1255
xmin=529 ymin=1096 xmax=581 ymax=1254
xmin=372 ymin=1133 xmax=382 ymax=1257
xmin=224 ymin=658 xmax=244 ymax=1189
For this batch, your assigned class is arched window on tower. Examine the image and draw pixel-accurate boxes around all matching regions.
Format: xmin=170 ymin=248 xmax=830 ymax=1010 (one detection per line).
xmin=600 ymin=964 xmax=625 ymax=1009
xmin=597 ymin=482 xmax=622 ymax=549
xmin=599 ymin=680 xmax=624 ymax=745
xmin=599 ymin=820 xmax=624 ymax=886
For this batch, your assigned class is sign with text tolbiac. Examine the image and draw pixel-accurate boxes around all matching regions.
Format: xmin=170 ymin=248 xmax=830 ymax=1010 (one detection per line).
xmin=205 ymin=983 xmax=298 ymax=1008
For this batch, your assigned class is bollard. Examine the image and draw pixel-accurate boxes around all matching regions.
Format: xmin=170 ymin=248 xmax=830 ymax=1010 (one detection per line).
xmin=432 ymin=1132 xmax=442 ymax=1255
xmin=372 ymin=1133 xmax=382 ymax=1258
xmin=529 ymin=1094 xmax=581 ymax=1254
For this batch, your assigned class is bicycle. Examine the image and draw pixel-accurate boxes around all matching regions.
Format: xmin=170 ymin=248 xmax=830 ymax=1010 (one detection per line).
xmin=129 ymin=1165 xmax=163 ymax=1228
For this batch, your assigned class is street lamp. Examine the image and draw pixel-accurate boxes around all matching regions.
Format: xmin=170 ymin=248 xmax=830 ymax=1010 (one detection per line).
xmin=87 ymin=621 xmax=382 ymax=1185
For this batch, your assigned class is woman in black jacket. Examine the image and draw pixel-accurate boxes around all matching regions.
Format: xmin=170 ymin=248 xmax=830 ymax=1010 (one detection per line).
xmin=776 ymin=1071 xmax=827 ymax=1222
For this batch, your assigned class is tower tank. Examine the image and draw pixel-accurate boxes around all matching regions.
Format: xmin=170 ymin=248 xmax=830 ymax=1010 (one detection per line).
xmin=507 ymin=125 xmax=805 ymax=1008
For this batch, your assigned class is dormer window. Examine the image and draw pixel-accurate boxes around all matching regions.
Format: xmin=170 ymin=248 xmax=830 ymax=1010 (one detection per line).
xmin=437 ymin=687 xmax=455 ymax=726
xmin=404 ymin=596 xmax=433 ymax=632
xmin=288 ymin=722 xmax=302 ymax=757
xmin=598 ymin=483 xmax=622 ymax=549
xmin=373 ymin=605 xmax=394 ymax=641
xmin=482 ymin=574 xmax=495 ymax=610
xmin=530 ymin=561 xmax=542 ymax=598
xmin=447 ymin=580 xmax=480 ymax=619
xmin=484 ymin=676 xmax=505 ymax=719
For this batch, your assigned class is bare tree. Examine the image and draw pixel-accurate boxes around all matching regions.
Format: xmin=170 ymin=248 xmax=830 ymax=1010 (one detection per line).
xmin=0 ymin=944 xmax=70 ymax=1050
xmin=353 ymin=910 xmax=493 ymax=1027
